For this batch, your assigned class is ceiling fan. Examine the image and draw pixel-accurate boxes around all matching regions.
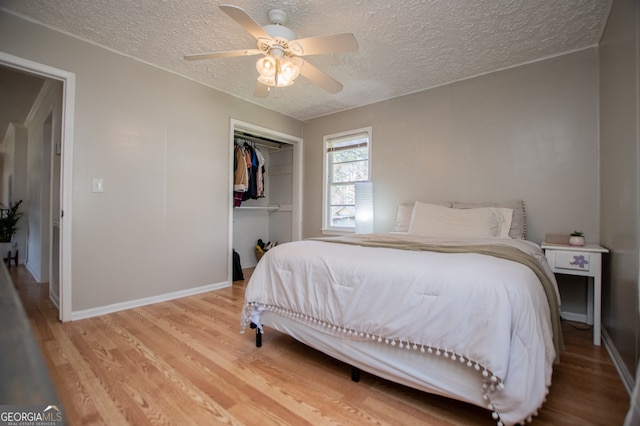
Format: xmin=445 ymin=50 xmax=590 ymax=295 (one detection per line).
xmin=184 ymin=4 xmax=359 ymax=97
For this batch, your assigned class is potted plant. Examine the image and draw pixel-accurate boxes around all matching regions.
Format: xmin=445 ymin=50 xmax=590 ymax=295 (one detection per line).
xmin=569 ymin=230 xmax=585 ymax=246
xmin=0 ymin=199 xmax=23 ymax=259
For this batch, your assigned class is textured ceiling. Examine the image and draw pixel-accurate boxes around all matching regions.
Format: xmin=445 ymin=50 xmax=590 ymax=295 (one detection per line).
xmin=0 ymin=0 xmax=611 ymax=121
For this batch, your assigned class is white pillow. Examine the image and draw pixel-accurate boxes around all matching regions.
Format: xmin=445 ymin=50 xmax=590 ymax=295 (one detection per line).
xmin=393 ymin=204 xmax=415 ymax=232
xmin=408 ymin=202 xmax=509 ymax=238
xmin=393 ymin=201 xmax=452 ymax=232
xmin=452 ymin=200 xmax=525 ymax=239
xmin=497 ymin=207 xmax=514 ymax=238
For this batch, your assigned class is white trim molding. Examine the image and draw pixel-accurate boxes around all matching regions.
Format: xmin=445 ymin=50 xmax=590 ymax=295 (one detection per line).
xmin=228 ymin=118 xmax=303 ymax=283
xmin=72 ymin=281 xmax=231 ymax=321
xmin=0 ymin=51 xmax=75 ymax=322
xmin=602 ymin=326 xmax=634 ymax=395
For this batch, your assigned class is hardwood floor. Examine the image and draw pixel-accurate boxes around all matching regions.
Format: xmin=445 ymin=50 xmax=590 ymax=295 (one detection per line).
xmin=12 ymin=265 xmax=630 ymax=425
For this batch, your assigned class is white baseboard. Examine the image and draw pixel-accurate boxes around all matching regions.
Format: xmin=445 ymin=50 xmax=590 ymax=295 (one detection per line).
xmin=71 ymin=280 xmax=232 ymax=321
xmin=49 ymin=291 xmax=60 ymax=309
xmin=561 ymin=311 xmax=588 ymax=324
xmin=602 ymin=327 xmax=634 ymax=395
xmin=25 ymin=261 xmax=41 ymax=283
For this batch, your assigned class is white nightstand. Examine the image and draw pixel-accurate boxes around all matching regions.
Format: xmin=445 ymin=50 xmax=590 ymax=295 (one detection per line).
xmin=541 ymin=242 xmax=609 ymax=346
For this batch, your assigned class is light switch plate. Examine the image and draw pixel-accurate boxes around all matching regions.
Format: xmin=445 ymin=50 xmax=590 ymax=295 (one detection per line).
xmin=92 ymin=178 xmax=104 ymax=193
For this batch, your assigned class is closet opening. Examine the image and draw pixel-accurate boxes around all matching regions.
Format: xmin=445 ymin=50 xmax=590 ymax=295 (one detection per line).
xmin=229 ymin=119 xmax=302 ymax=279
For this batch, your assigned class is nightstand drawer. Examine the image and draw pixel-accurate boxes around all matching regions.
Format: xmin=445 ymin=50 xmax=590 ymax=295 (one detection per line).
xmin=554 ymin=251 xmax=591 ymax=272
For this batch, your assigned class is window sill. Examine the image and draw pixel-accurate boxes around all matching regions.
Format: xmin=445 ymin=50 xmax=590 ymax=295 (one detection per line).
xmin=321 ymin=228 xmax=355 ymax=236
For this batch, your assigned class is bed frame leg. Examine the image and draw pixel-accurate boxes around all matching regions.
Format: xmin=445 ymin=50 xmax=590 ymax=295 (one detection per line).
xmin=250 ymin=322 xmax=262 ymax=347
xmin=351 ymin=366 xmax=360 ymax=382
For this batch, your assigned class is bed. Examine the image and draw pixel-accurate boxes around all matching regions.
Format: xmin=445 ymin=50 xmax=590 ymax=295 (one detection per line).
xmin=241 ymin=200 xmax=563 ymax=426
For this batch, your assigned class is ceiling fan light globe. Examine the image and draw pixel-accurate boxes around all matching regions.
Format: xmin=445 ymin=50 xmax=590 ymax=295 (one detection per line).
xmin=257 ymin=75 xmax=295 ymax=88
xmin=276 ymin=79 xmax=295 ymax=88
xmin=257 ymin=75 xmax=276 ymax=87
xmin=256 ymin=56 xmax=277 ymax=78
xmin=279 ymin=59 xmax=300 ymax=83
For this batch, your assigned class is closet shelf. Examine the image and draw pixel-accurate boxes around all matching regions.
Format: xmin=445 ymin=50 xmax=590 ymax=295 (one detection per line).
xmin=235 ymin=206 xmax=278 ymax=211
xmin=235 ymin=205 xmax=292 ymax=212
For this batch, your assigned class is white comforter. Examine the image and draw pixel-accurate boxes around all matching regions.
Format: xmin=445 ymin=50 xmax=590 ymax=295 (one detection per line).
xmin=242 ymin=233 xmax=560 ymax=425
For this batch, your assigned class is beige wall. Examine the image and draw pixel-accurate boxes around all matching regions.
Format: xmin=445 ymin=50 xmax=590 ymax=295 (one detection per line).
xmin=599 ymin=0 xmax=640 ymax=383
xmin=0 ymin=11 xmax=302 ymax=313
xmin=303 ymin=48 xmax=600 ymax=245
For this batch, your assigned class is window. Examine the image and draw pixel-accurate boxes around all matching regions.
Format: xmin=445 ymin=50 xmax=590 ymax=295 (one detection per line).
xmin=323 ymin=127 xmax=371 ymax=233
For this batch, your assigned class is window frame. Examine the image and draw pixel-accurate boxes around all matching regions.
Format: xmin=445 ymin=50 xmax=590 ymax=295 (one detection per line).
xmin=322 ymin=127 xmax=372 ymax=234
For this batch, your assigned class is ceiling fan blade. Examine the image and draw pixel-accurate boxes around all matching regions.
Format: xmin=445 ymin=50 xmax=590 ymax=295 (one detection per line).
xmin=184 ymin=49 xmax=262 ymax=61
xmin=299 ymin=60 xmax=343 ymax=94
xmin=254 ymin=81 xmax=270 ymax=98
xmin=220 ymin=4 xmax=271 ymax=40
xmin=288 ymin=33 xmax=358 ymax=56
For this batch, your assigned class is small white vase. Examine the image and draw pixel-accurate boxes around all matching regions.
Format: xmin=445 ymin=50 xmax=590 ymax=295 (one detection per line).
xmin=569 ymin=236 xmax=585 ymax=246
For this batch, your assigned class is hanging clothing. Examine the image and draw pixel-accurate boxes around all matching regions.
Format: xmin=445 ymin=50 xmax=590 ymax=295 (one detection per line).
xmin=254 ymin=147 xmax=265 ymax=198
xmin=242 ymin=143 xmax=255 ymax=201
xmin=233 ymin=144 xmax=249 ymax=192
xmin=243 ymin=143 xmax=266 ymax=201
xmin=233 ymin=143 xmax=250 ymax=207
xmin=233 ymin=138 xmax=267 ymax=206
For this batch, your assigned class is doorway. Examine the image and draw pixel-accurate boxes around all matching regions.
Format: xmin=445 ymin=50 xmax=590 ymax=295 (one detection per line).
xmin=0 ymin=51 xmax=75 ymax=321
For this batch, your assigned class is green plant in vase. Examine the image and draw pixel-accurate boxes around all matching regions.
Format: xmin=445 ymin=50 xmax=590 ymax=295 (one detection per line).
xmin=569 ymin=230 xmax=585 ymax=246
xmin=0 ymin=200 xmax=23 ymax=242
xmin=0 ymin=200 xmax=23 ymax=265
